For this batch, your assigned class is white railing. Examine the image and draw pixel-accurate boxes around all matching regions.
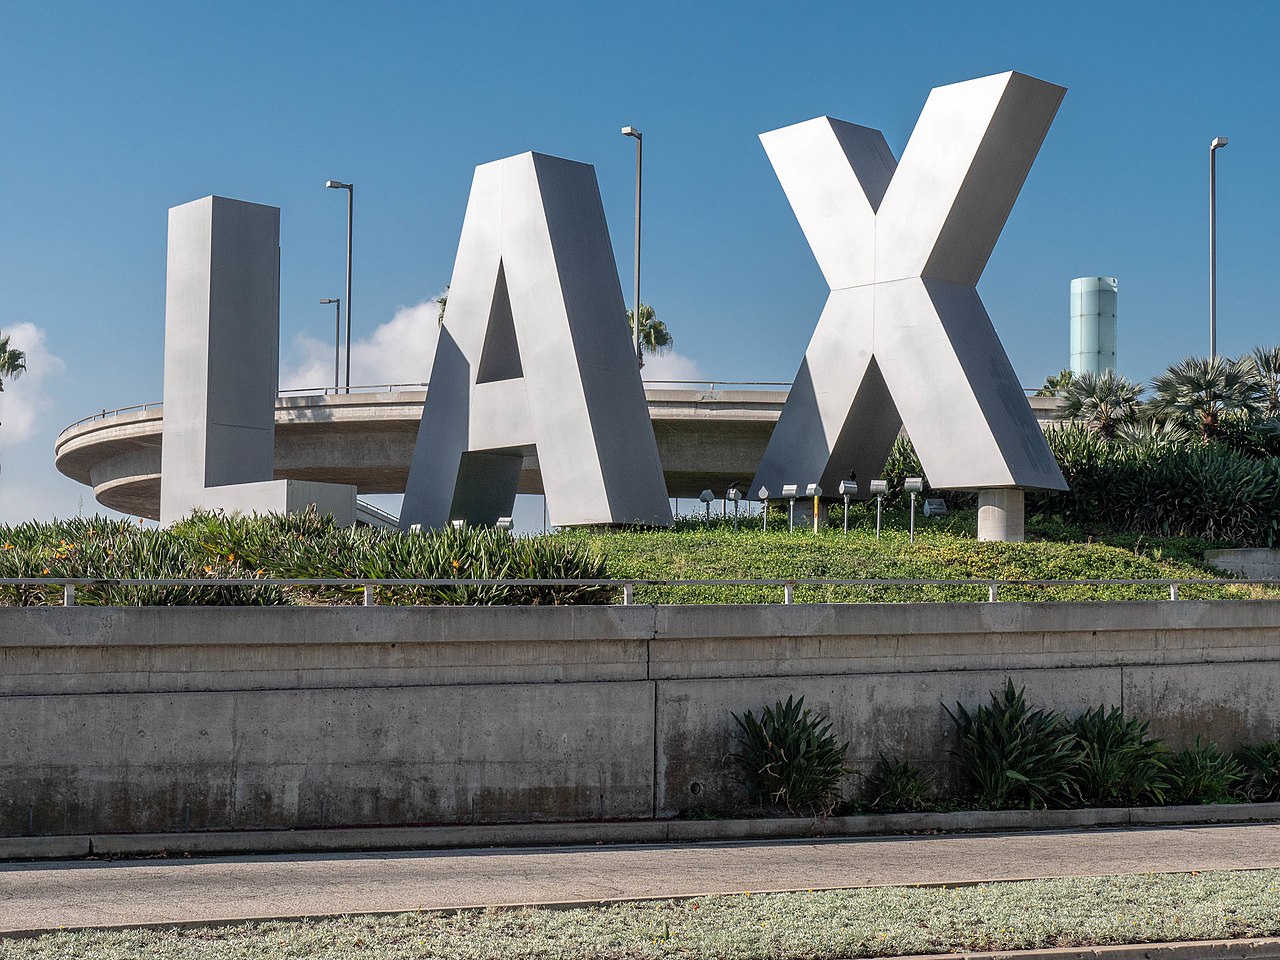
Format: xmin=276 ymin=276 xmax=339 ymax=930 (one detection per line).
xmin=60 ymin=381 xmax=1055 ymax=435
xmin=0 ymin=576 xmax=1268 ymax=607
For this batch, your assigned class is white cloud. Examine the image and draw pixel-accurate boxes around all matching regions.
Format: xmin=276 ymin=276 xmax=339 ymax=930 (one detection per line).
xmin=280 ymin=297 xmax=443 ymax=391
xmin=0 ymin=322 xmax=65 ymax=446
xmin=280 ymin=294 xmax=710 ymax=393
xmin=640 ymin=349 xmax=708 ymax=384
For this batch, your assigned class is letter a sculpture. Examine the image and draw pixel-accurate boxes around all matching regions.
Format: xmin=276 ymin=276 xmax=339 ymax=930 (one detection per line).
xmin=752 ymin=72 xmax=1068 ymax=528
xmin=402 ymin=152 xmax=673 ymax=529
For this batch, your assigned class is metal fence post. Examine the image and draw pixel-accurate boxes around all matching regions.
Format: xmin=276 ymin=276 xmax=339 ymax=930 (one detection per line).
xmin=1170 ymin=583 xmax=1180 ymax=601
xmin=623 ymin=583 xmax=634 ymax=605
xmin=987 ymin=583 xmax=998 ymax=603
xmin=363 ymin=584 xmax=376 ymax=606
xmin=784 ymin=583 xmax=794 ymax=604
xmin=63 ymin=584 xmax=76 ymax=607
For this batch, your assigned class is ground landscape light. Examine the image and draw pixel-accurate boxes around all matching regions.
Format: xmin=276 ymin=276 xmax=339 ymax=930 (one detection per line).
xmin=905 ymin=477 xmax=925 ymax=543
xmin=869 ymin=479 xmax=889 ymax=539
xmin=756 ymin=486 xmax=770 ymax=532
xmin=726 ymin=485 xmax=743 ymax=529
xmin=698 ymin=489 xmax=715 ymax=519
xmin=839 ymin=480 xmax=858 ymax=533
xmin=806 ymin=484 xmax=823 ymax=533
xmin=781 ymin=484 xmax=799 ymax=531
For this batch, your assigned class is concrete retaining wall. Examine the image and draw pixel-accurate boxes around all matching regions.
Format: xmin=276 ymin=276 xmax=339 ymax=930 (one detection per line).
xmin=1204 ymin=548 xmax=1280 ymax=580
xmin=2 ymin=602 xmax=1278 ymax=836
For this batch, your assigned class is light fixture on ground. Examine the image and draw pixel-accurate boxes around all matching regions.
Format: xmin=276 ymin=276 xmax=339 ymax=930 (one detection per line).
xmin=319 ymin=298 xmax=341 ymax=393
xmin=756 ymin=486 xmax=770 ymax=532
xmin=1209 ymin=136 xmax=1229 ymax=358
xmin=781 ymin=484 xmax=799 ymax=531
xmin=699 ymin=488 xmax=715 ymax=520
xmin=621 ymin=126 xmax=643 ymax=366
xmin=904 ymin=477 xmax=924 ymax=543
xmin=495 ymin=517 xmax=513 ymax=531
xmin=869 ymin=479 xmax=889 ymax=538
xmin=325 ymin=180 xmax=354 ymax=392
xmin=450 ymin=519 xmax=465 ymax=530
xmin=806 ymin=483 xmax=823 ymax=533
xmin=838 ymin=479 xmax=858 ymax=533
xmin=726 ymin=484 xmax=743 ymax=530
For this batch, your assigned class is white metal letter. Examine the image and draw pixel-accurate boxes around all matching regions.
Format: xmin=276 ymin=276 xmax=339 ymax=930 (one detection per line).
xmin=752 ymin=72 xmax=1068 ymax=496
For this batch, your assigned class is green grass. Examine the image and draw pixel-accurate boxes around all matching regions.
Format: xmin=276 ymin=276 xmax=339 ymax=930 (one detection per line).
xmin=556 ymin=509 xmax=1255 ymax=603
xmin=0 ymin=508 xmax=1259 ymax=606
xmin=7 ymin=870 xmax=1280 ymax=958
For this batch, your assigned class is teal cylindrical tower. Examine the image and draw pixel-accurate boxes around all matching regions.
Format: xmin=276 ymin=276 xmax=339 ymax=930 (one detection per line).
xmin=1070 ymin=276 xmax=1117 ymax=376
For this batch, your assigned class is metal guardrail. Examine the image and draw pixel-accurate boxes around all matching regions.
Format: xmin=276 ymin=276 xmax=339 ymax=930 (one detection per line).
xmin=276 ymin=382 xmax=431 ymax=397
xmin=59 ymin=382 xmax=1058 ymax=436
xmin=0 ymin=576 xmax=1270 ymax=607
xmin=60 ymin=402 xmax=164 ymax=432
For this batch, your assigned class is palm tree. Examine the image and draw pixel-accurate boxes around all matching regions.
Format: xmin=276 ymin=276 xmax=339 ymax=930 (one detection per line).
xmin=1057 ymin=370 xmax=1143 ymax=439
xmin=1244 ymin=345 xmax=1280 ymax=417
xmin=626 ymin=303 xmax=673 ymax=370
xmin=1036 ymin=368 xmax=1075 ymax=397
xmin=0 ymin=332 xmax=26 ymax=392
xmin=435 ymin=286 xmax=449 ymax=326
xmin=1149 ymin=355 xmax=1264 ymax=441
xmin=1114 ymin=417 xmax=1193 ymax=447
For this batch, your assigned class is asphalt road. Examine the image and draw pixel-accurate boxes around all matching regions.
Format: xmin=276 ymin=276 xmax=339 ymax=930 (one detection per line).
xmin=2 ymin=823 xmax=1279 ymax=933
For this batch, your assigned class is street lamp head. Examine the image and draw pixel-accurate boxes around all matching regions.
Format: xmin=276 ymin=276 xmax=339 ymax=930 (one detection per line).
xmin=325 ymin=180 xmax=352 ymax=190
xmin=621 ymin=126 xmax=641 ymax=140
xmin=1211 ymin=137 xmax=1229 ymax=150
xmin=320 ymin=298 xmax=339 ymax=304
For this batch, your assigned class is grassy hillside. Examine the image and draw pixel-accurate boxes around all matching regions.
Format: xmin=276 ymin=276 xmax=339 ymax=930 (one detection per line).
xmin=557 ymin=509 xmax=1250 ymax=603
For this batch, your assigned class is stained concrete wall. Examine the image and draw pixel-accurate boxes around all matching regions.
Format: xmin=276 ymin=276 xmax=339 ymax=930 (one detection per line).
xmin=1 ymin=602 xmax=1278 ymax=836
xmin=1204 ymin=548 xmax=1280 ymax=580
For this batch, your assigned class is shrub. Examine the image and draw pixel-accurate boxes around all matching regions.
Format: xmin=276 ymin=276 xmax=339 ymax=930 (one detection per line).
xmin=946 ymin=680 xmax=1081 ymax=809
xmin=1032 ymin=424 xmax=1280 ymax=546
xmin=861 ymin=755 xmax=935 ymax=813
xmin=1070 ymin=706 xmax=1169 ymax=806
xmin=1165 ymin=738 xmax=1246 ymax=804
xmin=730 ymin=696 xmax=850 ymax=817
xmin=0 ymin=512 xmax=613 ymax=606
xmin=1238 ymin=741 xmax=1280 ymax=802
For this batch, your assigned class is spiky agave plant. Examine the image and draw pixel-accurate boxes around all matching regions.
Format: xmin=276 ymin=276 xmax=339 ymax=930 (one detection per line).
xmin=1070 ymin=706 xmax=1169 ymax=806
xmin=731 ymin=695 xmax=850 ymax=817
xmin=945 ymin=679 xmax=1082 ymax=809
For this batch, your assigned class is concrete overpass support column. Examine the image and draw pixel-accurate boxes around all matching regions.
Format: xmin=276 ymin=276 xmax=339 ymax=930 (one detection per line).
xmin=977 ymin=489 xmax=1024 ymax=542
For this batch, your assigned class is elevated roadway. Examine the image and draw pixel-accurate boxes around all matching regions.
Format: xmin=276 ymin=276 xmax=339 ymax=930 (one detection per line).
xmin=55 ymin=382 xmax=1063 ymax=520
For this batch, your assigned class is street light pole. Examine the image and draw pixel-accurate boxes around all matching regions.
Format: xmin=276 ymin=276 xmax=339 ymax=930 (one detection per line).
xmin=1209 ymin=137 xmax=1228 ymax=359
xmin=621 ymin=126 xmax=643 ymax=367
xmin=326 ymin=180 xmax=354 ymax=391
xmin=320 ymin=298 xmax=341 ymax=393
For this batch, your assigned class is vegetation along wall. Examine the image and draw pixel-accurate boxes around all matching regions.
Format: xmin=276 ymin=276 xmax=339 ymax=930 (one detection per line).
xmin=2 ymin=601 xmax=1279 ymax=836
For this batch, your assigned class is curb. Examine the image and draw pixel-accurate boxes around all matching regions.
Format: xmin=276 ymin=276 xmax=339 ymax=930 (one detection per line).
xmin=903 ymin=938 xmax=1280 ymax=960
xmin=3 ymin=802 xmax=1278 ymax=862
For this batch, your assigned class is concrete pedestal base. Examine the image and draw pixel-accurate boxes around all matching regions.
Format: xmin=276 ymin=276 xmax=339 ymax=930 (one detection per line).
xmin=977 ymin=488 xmax=1025 ymax=542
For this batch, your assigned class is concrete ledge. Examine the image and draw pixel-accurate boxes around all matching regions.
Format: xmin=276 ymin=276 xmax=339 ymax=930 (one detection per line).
xmin=88 ymin=820 xmax=669 ymax=858
xmin=909 ymin=939 xmax=1280 ymax=960
xmin=0 ymin=835 xmax=92 ymax=860
xmin=911 ymin=942 xmax=1280 ymax=960
xmin=4 ymin=802 xmax=1277 ymax=862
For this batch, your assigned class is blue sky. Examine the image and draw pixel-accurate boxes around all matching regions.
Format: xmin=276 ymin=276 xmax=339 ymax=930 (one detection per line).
xmin=1 ymin=1 xmax=1277 ymax=522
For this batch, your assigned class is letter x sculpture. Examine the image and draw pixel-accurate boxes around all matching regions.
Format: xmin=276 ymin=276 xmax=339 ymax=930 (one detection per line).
xmin=751 ymin=71 xmax=1068 ymax=498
